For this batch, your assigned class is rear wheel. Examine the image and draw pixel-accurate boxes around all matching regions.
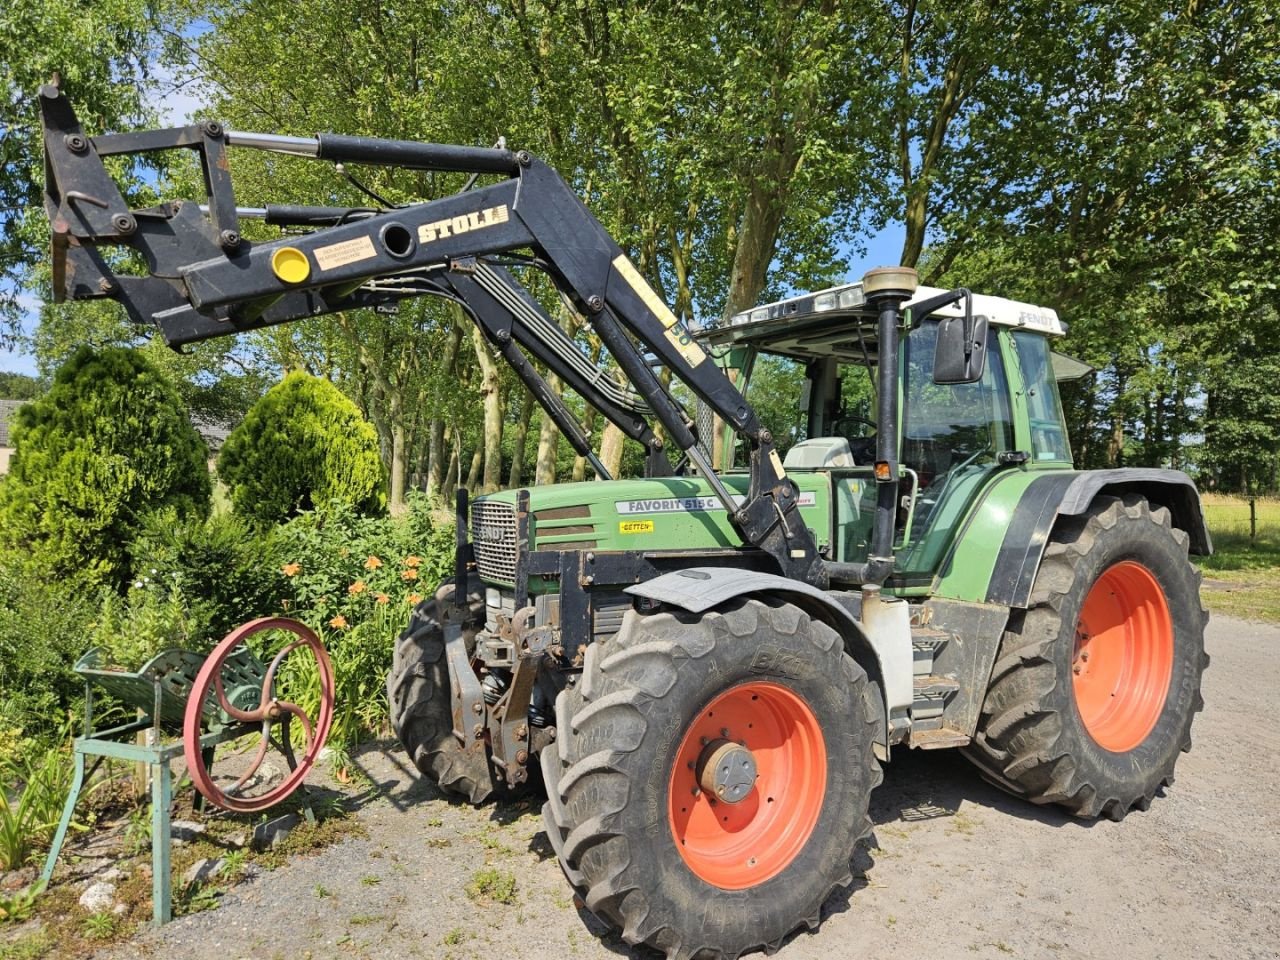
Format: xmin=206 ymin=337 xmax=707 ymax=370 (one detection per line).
xmin=541 ymin=597 xmax=881 ymax=959
xmin=387 ymin=580 xmax=507 ymax=804
xmin=965 ymin=495 xmax=1209 ymax=820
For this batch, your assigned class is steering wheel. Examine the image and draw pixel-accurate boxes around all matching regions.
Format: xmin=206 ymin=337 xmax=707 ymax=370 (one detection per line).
xmin=834 ymin=415 xmax=877 ymax=464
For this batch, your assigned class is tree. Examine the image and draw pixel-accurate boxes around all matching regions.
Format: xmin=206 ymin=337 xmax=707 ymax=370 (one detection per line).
xmin=0 ymin=0 xmax=159 ymax=336
xmin=218 ymin=370 xmax=386 ymax=527
xmin=0 ymin=346 xmax=211 ymax=589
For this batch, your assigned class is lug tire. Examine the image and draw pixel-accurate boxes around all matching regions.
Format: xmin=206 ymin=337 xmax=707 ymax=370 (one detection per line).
xmin=964 ymin=495 xmax=1209 ymax=821
xmin=541 ymin=598 xmax=882 ymax=960
xmin=387 ymin=580 xmax=508 ymax=804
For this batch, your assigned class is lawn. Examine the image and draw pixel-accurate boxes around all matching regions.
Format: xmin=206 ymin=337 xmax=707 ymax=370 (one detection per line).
xmin=1196 ymin=494 xmax=1280 ymax=623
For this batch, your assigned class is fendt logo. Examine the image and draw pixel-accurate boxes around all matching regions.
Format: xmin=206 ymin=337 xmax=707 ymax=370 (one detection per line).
xmin=418 ymin=204 xmax=510 ymax=244
xmin=472 ymin=522 xmax=511 ymax=544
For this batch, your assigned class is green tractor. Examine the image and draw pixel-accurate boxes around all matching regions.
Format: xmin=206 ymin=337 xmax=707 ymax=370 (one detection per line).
xmin=389 ymin=271 xmax=1209 ymax=957
xmin=40 ymin=85 xmax=1209 ymax=960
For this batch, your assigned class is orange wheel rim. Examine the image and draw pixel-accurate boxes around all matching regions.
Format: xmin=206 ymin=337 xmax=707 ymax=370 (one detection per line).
xmin=1072 ymin=561 xmax=1174 ymax=752
xmin=668 ymin=681 xmax=825 ymax=889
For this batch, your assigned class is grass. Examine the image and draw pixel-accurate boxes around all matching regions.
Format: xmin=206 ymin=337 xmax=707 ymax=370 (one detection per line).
xmin=1196 ymin=494 xmax=1280 ymax=622
xmin=465 ymin=867 xmax=517 ymax=905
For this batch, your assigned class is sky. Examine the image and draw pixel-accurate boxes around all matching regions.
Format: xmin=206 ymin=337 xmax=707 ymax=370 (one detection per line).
xmin=0 ymin=74 xmax=905 ymax=380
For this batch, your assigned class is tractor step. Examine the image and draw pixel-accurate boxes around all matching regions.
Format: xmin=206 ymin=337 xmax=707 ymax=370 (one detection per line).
xmin=911 ymin=674 xmax=960 ymax=721
xmin=908 ymin=726 xmax=971 ymax=750
xmin=911 ymin=628 xmax=951 ymax=676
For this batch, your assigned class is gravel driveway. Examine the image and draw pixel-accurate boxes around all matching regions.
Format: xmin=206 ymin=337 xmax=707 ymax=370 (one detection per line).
xmin=101 ymin=614 xmax=1280 ymax=960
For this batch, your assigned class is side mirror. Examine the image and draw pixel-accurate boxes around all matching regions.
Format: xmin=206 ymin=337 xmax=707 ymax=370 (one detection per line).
xmin=934 ymin=310 xmax=988 ymax=384
xmin=905 ymin=286 xmax=988 ymax=384
xmin=931 ymin=313 xmax=988 ymax=386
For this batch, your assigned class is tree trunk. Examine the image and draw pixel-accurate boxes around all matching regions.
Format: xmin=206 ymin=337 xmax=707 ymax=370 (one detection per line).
xmin=470 ymin=327 xmax=504 ymax=493
xmin=426 ymin=417 xmax=446 ymax=498
xmin=386 ymin=379 xmax=408 ymax=514
xmin=599 ymin=421 xmax=625 ymax=477
xmin=508 ymin=389 xmax=535 ymax=487
xmin=464 ymin=448 xmax=482 ymax=493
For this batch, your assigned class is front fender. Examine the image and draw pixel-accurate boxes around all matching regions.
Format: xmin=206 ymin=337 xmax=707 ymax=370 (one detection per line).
xmin=625 ymin=567 xmax=889 ymax=742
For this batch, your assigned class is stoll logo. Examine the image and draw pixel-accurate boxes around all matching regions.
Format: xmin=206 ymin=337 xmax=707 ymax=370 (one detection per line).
xmin=418 ymin=204 xmax=510 ymax=244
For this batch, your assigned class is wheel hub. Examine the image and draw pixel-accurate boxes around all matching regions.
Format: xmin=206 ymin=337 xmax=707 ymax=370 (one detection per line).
xmin=697 ymin=739 xmax=757 ymax=804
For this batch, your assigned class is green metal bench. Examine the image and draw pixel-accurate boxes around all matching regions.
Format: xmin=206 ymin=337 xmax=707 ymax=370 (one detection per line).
xmin=40 ymin=645 xmax=265 ymax=926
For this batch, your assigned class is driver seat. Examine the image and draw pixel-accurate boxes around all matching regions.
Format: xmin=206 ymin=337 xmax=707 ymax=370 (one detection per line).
xmin=782 ymin=437 xmax=856 ymax=470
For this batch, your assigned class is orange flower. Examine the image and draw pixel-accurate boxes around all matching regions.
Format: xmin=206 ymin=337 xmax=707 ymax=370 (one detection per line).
xmin=348 ymin=580 xmax=367 ymax=595
xmin=364 ymin=555 xmax=383 ymax=570
xmin=281 ymin=562 xmax=301 ymax=577
xmin=401 ymin=568 xmax=419 ymax=581
xmin=374 ymin=592 xmax=390 ymax=604
xmin=328 ymin=614 xmax=348 ymax=629
xmin=407 ymin=592 xmax=423 ymax=605
xmin=404 ymin=555 xmax=422 ymax=567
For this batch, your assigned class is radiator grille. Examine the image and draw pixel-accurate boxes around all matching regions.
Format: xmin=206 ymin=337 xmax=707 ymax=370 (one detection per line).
xmin=471 ymin=499 xmax=518 ymax=584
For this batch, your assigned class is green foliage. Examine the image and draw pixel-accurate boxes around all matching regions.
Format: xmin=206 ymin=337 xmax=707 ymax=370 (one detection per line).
xmin=218 ymin=371 xmax=386 ymax=527
xmin=0 ymin=0 xmax=158 ymax=332
xmin=88 ymin=580 xmax=199 ymax=670
xmin=129 ymin=509 xmax=279 ymax=646
xmin=0 ymin=346 xmax=211 ymax=590
xmin=81 ymin=911 xmax=117 ymax=940
xmin=0 ymin=881 xmax=44 ymax=925
xmin=0 ymin=557 xmax=98 ymax=750
xmin=0 ymin=742 xmax=77 ymax=871
xmin=0 ymin=374 xmax=40 ymax=401
xmin=465 ymin=867 xmax=517 ymax=905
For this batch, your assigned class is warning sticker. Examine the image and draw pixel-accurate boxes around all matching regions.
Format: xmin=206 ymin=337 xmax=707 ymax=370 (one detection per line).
xmin=619 ymin=519 xmax=655 ymax=535
xmin=611 ymin=254 xmax=706 ymax=368
xmin=313 ymin=235 xmax=377 ymax=271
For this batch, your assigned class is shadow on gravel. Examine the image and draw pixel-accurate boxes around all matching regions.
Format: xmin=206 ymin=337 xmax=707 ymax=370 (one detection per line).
xmin=871 ymin=747 xmax=1088 ymax=830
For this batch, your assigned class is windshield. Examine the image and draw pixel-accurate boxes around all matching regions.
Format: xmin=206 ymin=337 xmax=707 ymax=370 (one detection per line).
xmin=899 ymin=321 xmax=1012 ymax=562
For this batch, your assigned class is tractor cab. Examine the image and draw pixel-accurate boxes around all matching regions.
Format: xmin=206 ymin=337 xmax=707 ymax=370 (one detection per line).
xmin=699 ymin=281 xmax=1081 ymax=588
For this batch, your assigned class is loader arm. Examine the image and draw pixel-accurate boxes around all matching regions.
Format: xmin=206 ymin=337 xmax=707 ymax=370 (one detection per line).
xmin=38 ymin=84 xmax=823 ymax=585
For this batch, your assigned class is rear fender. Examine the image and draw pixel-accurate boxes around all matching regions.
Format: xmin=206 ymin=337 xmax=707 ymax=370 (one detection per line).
xmin=626 ymin=568 xmax=889 ymax=746
xmin=987 ymin=468 xmax=1211 ymax=608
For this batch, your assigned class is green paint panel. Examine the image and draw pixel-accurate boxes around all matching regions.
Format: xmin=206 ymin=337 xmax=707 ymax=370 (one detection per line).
xmin=932 ymin=467 xmax=1079 ymax=601
xmin=477 ymin=472 xmax=832 ymax=559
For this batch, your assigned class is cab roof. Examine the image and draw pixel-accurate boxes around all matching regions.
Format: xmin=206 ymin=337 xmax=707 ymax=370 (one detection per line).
xmin=697 ymin=281 xmax=1064 ymax=363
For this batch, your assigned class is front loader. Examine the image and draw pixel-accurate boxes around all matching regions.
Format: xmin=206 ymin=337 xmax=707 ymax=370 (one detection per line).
xmin=39 ymin=84 xmax=1210 ymax=959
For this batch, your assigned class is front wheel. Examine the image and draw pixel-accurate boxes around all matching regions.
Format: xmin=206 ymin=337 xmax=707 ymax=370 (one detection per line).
xmin=541 ymin=598 xmax=881 ymax=959
xmin=964 ymin=495 xmax=1209 ymax=820
xmin=386 ymin=580 xmax=508 ymax=804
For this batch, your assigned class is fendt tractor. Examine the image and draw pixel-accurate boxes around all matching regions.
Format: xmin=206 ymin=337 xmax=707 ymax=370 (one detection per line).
xmin=40 ymin=84 xmax=1209 ymax=958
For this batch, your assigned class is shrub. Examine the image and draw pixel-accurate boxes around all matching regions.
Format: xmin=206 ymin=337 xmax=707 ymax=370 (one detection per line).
xmin=0 ymin=557 xmax=99 ymax=752
xmin=265 ymin=496 xmax=455 ymax=751
xmin=128 ymin=509 xmax=279 ymax=647
xmin=0 ymin=346 xmax=210 ymax=590
xmin=217 ymin=371 xmax=386 ymax=528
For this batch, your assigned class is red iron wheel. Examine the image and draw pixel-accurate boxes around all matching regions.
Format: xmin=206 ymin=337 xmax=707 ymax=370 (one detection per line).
xmin=183 ymin=617 xmax=335 ymax=813
xmin=668 ymin=681 xmax=826 ymax=890
xmin=1072 ymin=560 xmax=1174 ymax=752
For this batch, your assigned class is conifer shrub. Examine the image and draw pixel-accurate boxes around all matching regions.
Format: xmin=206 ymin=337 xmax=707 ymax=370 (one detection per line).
xmin=0 ymin=346 xmax=211 ymax=590
xmin=217 ymin=371 xmax=385 ymax=528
